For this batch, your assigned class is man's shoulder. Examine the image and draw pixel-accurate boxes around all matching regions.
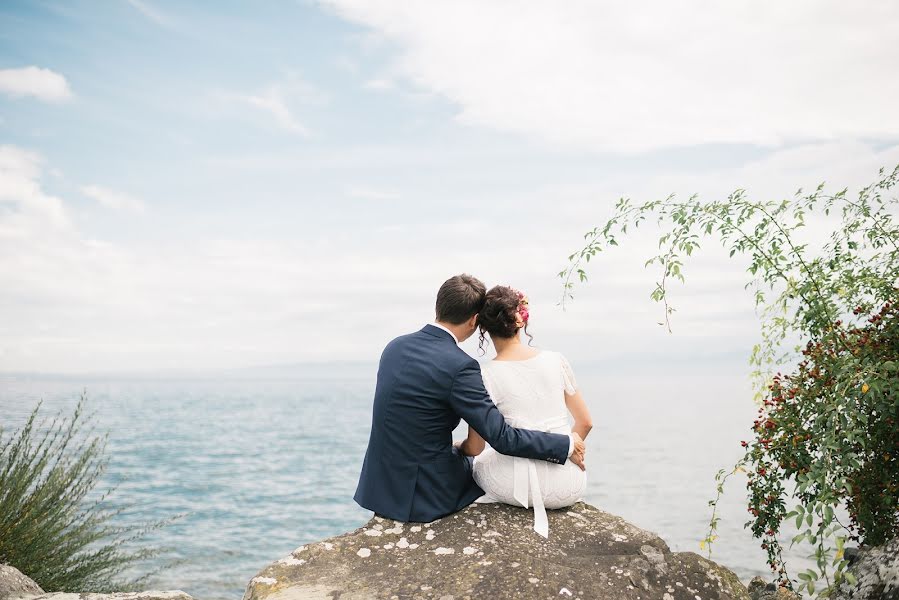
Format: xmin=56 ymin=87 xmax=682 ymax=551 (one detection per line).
xmin=383 ymin=330 xmax=474 ymax=365
xmin=380 ymin=328 xmax=440 ymax=354
xmin=378 ymin=332 xmax=413 ymax=361
xmin=385 ymin=330 xmax=417 ymax=347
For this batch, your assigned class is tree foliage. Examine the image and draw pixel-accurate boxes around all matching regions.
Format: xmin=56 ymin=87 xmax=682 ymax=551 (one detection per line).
xmin=559 ymin=165 xmax=899 ymax=596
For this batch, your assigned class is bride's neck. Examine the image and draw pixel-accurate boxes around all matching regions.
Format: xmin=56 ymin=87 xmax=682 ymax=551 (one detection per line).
xmin=492 ymin=332 xmax=522 ymax=356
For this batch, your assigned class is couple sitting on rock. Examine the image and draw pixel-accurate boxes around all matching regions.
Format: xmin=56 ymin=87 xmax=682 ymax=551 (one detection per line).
xmin=354 ymin=274 xmax=594 ymax=538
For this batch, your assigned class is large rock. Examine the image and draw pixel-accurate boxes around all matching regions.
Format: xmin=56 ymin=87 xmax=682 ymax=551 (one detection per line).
xmin=0 ymin=564 xmax=192 ymax=600
xmin=243 ymin=501 xmax=751 ymax=600
xmin=832 ymin=537 xmax=899 ymax=600
xmin=1 ymin=565 xmax=44 ymax=600
xmin=17 ymin=594 xmax=192 ymax=600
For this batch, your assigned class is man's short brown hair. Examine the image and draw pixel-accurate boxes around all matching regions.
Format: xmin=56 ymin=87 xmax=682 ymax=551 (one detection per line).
xmin=435 ymin=274 xmax=487 ymax=325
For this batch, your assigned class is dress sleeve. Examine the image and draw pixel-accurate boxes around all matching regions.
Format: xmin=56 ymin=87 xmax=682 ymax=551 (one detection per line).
xmin=480 ymin=365 xmax=497 ymax=403
xmin=559 ymin=353 xmax=578 ymax=395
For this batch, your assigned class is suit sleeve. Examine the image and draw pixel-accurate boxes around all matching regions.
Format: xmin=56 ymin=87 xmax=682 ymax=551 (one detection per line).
xmin=449 ymin=358 xmax=570 ymax=464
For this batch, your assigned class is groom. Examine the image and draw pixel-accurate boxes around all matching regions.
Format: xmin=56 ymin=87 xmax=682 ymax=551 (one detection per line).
xmin=354 ymin=274 xmax=586 ymax=523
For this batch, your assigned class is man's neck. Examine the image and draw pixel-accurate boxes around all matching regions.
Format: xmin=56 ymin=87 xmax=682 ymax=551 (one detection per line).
xmin=433 ymin=320 xmax=463 ymax=344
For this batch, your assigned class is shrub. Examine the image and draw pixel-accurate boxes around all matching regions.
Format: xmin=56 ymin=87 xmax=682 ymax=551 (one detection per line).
xmin=559 ymin=164 xmax=899 ymax=596
xmin=0 ymin=391 xmax=184 ymax=592
xmin=739 ymin=298 xmax=897 ymax=594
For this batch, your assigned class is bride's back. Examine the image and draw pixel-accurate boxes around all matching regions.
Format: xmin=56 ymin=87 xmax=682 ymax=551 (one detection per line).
xmin=473 ymin=348 xmax=585 ymax=536
xmin=481 ymin=350 xmax=576 ymax=431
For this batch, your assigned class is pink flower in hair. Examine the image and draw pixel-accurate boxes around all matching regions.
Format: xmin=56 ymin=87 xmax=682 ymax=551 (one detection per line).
xmin=515 ymin=289 xmax=529 ymax=325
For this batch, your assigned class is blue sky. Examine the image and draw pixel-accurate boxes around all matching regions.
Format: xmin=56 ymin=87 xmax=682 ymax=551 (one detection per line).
xmin=1 ymin=1 xmax=898 ymax=373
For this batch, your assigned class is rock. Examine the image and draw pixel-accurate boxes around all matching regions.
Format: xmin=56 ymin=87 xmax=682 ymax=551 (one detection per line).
xmin=20 ymin=594 xmax=192 ymax=600
xmin=243 ymin=501 xmax=751 ymax=600
xmin=844 ymin=547 xmax=862 ymax=566
xmin=753 ymin=587 xmax=800 ymax=600
xmin=745 ymin=575 xmax=800 ymax=600
xmin=0 ymin=565 xmax=44 ymax=600
xmin=832 ymin=536 xmax=899 ymax=600
xmin=747 ymin=576 xmax=767 ymax=596
xmin=0 ymin=564 xmax=192 ymax=600
xmin=20 ymin=593 xmax=193 ymax=600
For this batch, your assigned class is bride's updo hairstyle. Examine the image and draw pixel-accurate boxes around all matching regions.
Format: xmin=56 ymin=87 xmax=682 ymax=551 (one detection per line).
xmin=477 ymin=285 xmax=533 ymax=355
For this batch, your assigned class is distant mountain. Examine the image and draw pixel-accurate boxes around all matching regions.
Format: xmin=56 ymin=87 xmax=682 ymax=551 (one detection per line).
xmin=0 ymin=361 xmax=379 ymax=382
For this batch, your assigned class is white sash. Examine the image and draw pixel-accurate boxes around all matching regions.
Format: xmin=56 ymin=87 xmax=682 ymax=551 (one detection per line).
xmin=504 ymin=413 xmax=571 ymax=538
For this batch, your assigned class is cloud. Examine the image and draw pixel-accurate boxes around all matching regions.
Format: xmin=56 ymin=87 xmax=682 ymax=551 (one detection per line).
xmin=345 ymin=185 xmax=400 ymax=200
xmin=0 ymin=145 xmax=70 ymax=230
xmin=2 ymin=137 xmax=897 ymax=373
xmin=239 ymin=89 xmax=309 ymax=135
xmin=363 ymin=78 xmax=395 ymax=91
xmin=125 ymin=0 xmax=175 ymax=28
xmin=81 ymin=184 xmax=147 ymax=214
xmin=322 ymin=1 xmax=899 ymax=153
xmin=0 ymin=145 xmax=502 ymax=372
xmin=0 ymin=66 xmax=73 ymax=103
xmin=212 ymin=72 xmax=326 ymax=136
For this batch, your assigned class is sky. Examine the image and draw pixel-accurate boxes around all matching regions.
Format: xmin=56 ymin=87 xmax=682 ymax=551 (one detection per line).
xmin=1 ymin=0 xmax=898 ymax=374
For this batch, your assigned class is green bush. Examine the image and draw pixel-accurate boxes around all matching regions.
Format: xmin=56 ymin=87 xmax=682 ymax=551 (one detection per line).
xmin=738 ymin=298 xmax=897 ymax=595
xmin=0 ymin=391 xmax=184 ymax=592
xmin=560 ymin=164 xmax=899 ymax=597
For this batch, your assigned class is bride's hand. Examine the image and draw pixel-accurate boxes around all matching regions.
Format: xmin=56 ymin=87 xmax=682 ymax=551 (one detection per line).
xmin=570 ymin=449 xmax=586 ymax=470
xmin=570 ymin=431 xmax=586 ymax=471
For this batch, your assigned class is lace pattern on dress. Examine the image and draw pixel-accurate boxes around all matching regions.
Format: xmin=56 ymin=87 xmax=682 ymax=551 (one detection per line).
xmin=559 ymin=352 xmax=577 ymax=395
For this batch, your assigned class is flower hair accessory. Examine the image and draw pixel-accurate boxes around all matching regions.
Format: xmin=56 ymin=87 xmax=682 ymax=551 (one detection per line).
xmin=514 ymin=289 xmax=529 ymax=326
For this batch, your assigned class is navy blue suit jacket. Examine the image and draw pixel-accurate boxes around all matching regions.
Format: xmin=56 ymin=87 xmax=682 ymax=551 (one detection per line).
xmin=353 ymin=324 xmax=571 ymax=523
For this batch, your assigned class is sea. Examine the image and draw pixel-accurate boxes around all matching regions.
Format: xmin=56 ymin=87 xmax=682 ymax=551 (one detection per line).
xmin=0 ymin=364 xmax=819 ymax=600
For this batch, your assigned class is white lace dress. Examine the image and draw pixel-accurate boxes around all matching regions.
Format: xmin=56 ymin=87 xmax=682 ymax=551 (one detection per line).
xmin=471 ymin=350 xmax=587 ymax=538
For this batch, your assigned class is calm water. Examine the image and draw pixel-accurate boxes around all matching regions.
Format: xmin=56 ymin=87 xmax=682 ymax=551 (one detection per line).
xmin=0 ymin=368 xmax=816 ymax=599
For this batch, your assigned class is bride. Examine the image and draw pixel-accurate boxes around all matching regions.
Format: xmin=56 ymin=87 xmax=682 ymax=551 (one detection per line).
xmin=456 ymin=285 xmax=593 ymax=538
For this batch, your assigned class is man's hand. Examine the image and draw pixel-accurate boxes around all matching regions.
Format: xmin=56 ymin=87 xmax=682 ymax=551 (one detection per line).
xmin=569 ymin=431 xmax=586 ymax=471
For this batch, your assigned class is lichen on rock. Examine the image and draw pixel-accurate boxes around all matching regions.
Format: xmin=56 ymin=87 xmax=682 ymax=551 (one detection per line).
xmin=0 ymin=564 xmax=193 ymax=600
xmin=242 ymin=501 xmax=751 ymax=600
xmin=831 ymin=537 xmax=899 ymax=600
